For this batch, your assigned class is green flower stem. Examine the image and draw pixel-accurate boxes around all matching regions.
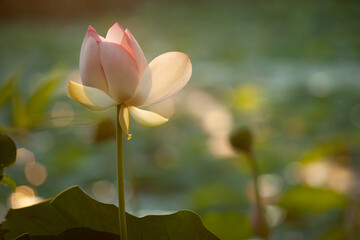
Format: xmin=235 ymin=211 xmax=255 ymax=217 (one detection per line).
xmin=116 ymin=105 xmax=128 ymax=240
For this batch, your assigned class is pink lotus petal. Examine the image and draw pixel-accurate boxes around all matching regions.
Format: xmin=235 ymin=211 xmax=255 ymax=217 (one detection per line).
xmin=105 ymin=23 xmax=137 ymax=70
xmin=85 ymin=25 xmax=102 ymax=43
xmin=80 ymin=27 xmax=108 ymax=92
xmin=120 ymin=32 xmax=136 ymax=68
xmin=105 ymin=23 xmax=125 ymax=45
xmin=125 ymin=29 xmax=148 ymax=74
xmin=99 ymin=42 xmax=140 ymax=102
xmin=125 ymin=66 xmax=152 ymax=107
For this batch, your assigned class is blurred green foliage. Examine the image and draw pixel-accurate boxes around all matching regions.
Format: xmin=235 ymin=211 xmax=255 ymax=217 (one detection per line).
xmin=0 ymin=0 xmax=360 ymax=239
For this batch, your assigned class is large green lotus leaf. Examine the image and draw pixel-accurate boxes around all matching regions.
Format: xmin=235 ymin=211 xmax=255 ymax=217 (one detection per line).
xmin=202 ymin=212 xmax=252 ymax=240
xmin=1 ymin=186 xmax=220 ymax=240
xmin=15 ymin=228 xmax=120 ymax=240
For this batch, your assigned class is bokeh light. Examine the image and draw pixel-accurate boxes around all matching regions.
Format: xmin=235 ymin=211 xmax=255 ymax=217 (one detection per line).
xmin=265 ymin=205 xmax=286 ymax=228
xmin=9 ymin=186 xmax=43 ymax=209
xmin=207 ymin=133 xmax=236 ymax=159
xmin=259 ymin=174 xmax=284 ymax=200
xmin=202 ymin=106 xmax=233 ymax=137
xmin=232 ymin=84 xmax=264 ymax=112
xmin=24 ymin=162 xmax=47 ymax=186
xmin=91 ymin=180 xmax=116 ymax=204
xmin=299 ymin=161 xmax=356 ymax=194
xmin=186 ymin=90 xmax=218 ymax=118
xmin=15 ymin=148 xmax=35 ymax=166
xmin=51 ymin=101 xmax=75 ymax=127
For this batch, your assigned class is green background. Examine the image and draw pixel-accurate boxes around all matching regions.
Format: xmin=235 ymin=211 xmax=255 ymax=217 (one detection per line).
xmin=1 ymin=0 xmax=360 ymax=239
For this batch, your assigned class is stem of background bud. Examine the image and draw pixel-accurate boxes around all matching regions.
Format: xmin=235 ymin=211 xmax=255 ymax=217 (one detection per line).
xmin=245 ymin=151 xmax=269 ymax=239
xmin=116 ymin=105 xmax=128 ymax=240
xmin=245 ymin=152 xmax=261 ymax=209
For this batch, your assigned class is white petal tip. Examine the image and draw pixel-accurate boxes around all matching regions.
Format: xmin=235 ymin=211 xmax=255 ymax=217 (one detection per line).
xmin=129 ymin=107 xmax=169 ymax=127
xmin=68 ymin=81 xmax=118 ymax=111
xmin=139 ymin=51 xmax=192 ymax=107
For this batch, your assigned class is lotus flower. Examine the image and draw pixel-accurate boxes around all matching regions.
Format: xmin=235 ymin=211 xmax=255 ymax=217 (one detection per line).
xmin=68 ymin=23 xmax=192 ymax=139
